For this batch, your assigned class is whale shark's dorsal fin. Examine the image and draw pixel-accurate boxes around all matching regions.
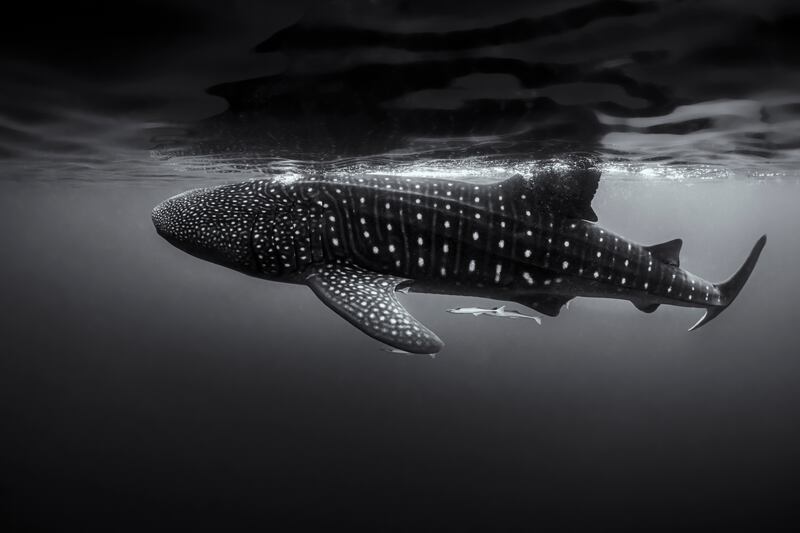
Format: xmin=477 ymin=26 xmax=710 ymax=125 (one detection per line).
xmin=304 ymin=263 xmax=444 ymax=354
xmin=508 ymin=166 xmax=600 ymax=222
xmin=646 ymin=238 xmax=682 ymax=267
xmin=515 ymin=295 xmax=574 ymax=317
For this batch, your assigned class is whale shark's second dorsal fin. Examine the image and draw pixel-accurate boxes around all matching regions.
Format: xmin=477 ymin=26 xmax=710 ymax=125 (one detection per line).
xmin=304 ymin=263 xmax=444 ymax=354
xmin=646 ymin=238 xmax=682 ymax=267
xmin=506 ymin=166 xmax=601 ymax=222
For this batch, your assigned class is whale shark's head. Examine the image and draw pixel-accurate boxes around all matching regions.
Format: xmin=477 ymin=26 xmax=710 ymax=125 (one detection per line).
xmin=152 ymin=185 xmax=259 ymax=272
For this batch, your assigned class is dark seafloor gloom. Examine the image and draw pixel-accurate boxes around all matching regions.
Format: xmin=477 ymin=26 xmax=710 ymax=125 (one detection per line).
xmin=2 ymin=1 xmax=800 ymax=531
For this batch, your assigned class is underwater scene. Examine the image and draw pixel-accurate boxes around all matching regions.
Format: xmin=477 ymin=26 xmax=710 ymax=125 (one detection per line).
xmin=2 ymin=1 xmax=799 ymax=531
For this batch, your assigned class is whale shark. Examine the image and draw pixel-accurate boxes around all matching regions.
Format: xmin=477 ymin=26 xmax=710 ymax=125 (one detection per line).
xmin=152 ymin=168 xmax=766 ymax=354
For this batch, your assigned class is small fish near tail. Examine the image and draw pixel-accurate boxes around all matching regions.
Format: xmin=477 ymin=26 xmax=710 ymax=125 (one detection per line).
xmin=689 ymin=234 xmax=767 ymax=331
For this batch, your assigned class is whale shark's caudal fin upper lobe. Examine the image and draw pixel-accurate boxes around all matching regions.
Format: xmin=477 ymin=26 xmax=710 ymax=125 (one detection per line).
xmin=689 ymin=234 xmax=767 ymax=331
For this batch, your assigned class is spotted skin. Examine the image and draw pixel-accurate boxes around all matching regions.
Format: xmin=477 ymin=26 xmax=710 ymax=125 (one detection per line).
xmin=153 ymin=174 xmax=765 ymax=352
xmin=306 ymin=263 xmax=443 ymax=353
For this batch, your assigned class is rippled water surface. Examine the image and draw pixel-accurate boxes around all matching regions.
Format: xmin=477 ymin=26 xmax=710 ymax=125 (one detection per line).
xmin=2 ymin=1 xmax=800 ymax=531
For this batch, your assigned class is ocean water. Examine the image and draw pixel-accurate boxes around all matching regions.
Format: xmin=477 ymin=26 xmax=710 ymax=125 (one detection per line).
xmin=2 ymin=1 xmax=800 ymax=531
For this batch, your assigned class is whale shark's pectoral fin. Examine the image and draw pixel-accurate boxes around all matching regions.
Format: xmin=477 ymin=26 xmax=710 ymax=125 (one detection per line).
xmin=515 ymin=295 xmax=573 ymax=317
xmin=304 ymin=263 xmax=444 ymax=354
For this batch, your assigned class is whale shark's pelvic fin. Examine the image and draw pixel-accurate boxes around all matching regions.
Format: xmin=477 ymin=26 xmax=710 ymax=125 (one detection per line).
xmin=515 ymin=295 xmax=574 ymax=317
xmin=633 ymin=301 xmax=660 ymax=313
xmin=646 ymin=239 xmax=682 ymax=267
xmin=689 ymin=234 xmax=767 ymax=331
xmin=304 ymin=263 xmax=444 ymax=354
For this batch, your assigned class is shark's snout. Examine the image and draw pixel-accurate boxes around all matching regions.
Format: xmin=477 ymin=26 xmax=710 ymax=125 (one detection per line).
xmin=151 ymin=188 xmax=209 ymax=241
xmin=152 ymin=184 xmax=260 ymax=272
xmin=151 ymin=200 xmax=170 ymax=237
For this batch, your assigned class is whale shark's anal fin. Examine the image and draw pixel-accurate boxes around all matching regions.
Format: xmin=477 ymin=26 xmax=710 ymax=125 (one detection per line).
xmin=304 ymin=263 xmax=444 ymax=354
xmin=515 ymin=295 xmax=574 ymax=317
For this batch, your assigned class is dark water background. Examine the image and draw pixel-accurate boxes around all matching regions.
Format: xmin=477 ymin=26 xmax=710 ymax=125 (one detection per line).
xmin=2 ymin=1 xmax=800 ymax=531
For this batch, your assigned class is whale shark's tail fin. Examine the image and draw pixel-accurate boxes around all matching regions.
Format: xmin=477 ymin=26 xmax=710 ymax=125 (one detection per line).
xmin=689 ymin=234 xmax=767 ymax=331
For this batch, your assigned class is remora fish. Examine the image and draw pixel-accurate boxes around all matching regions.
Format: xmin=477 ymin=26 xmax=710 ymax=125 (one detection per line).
xmin=447 ymin=306 xmax=542 ymax=323
xmin=152 ymin=169 xmax=766 ymax=354
xmin=381 ymin=347 xmax=437 ymax=359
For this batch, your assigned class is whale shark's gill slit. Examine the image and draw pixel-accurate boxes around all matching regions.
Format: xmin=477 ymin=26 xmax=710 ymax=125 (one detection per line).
xmin=304 ymin=263 xmax=444 ymax=354
xmin=481 ymin=187 xmax=494 ymax=276
xmin=247 ymin=210 xmax=259 ymax=272
xmin=429 ymin=192 xmax=438 ymax=278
